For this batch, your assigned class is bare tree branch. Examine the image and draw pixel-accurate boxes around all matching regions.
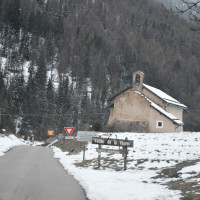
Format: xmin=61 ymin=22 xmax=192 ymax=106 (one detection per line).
xmin=176 ymin=0 xmax=200 ymax=30
xmin=177 ymin=0 xmax=200 ymax=14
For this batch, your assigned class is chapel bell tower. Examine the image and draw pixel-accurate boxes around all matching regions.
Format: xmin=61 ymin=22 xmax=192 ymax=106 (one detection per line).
xmin=132 ymin=71 xmax=144 ymax=90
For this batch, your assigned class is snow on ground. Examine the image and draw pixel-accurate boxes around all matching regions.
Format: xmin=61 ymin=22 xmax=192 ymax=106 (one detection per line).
xmin=0 ymin=134 xmax=45 ymax=153
xmin=47 ymin=139 xmax=58 ymax=147
xmin=0 ymin=134 xmax=24 ymax=156
xmin=32 ymin=141 xmax=45 ymax=146
xmin=1 ymin=131 xmax=199 ymax=199
xmin=52 ymin=132 xmax=200 ymax=200
xmin=179 ymin=162 xmax=200 ymax=179
xmin=54 ymin=146 xmax=180 ymax=200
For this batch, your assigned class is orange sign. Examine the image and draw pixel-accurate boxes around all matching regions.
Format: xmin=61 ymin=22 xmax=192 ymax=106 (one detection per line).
xmin=48 ymin=130 xmax=54 ymax=136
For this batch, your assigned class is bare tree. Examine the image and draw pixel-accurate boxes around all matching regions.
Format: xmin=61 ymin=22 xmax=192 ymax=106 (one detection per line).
xmin=177 ymin=0 xmax=200 ymax=30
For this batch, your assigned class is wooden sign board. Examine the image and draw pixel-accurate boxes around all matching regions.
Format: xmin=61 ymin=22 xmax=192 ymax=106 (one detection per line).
xmin=92 ymin=137 xmax=133 ymax=147
xmin=96 ymin=148 xmax=122 ymax=154
xmin=77 ymin=131 xmax=94 ymax=142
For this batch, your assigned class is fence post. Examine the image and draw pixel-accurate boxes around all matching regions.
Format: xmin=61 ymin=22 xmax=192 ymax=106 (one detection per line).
xmin=123 ymin=137 xmax=128 ymax=170
xmin=98 ymin=136 xmax=101 ymax=168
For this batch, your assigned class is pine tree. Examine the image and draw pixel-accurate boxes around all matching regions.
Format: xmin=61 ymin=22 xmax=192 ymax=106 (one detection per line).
xmin=21 ymin=71 xmax=36 ymax=135
xmin=63 ymin=76 xmax=71 ymax=112
xmin=8 ymin=74 xmax=25 ymax=116
xmin=56 ymin=76 xmax=72 ymax=130
xmin=57 ymin=78 xmax=64 ymax=114
xmin=46 ymin=78 xmax=56 ymax=115
xmin=8 ymin=0 xmax=21 ymax=32
xmin=36 ymin=52 xmax=47 ymax=90
xmin=0 ymin=72 xmax=6 ymax=103
xmin=0 ymin=72 xmax=15 ymax=132
xmin=16 ymin=74 xmax=25 ymax=115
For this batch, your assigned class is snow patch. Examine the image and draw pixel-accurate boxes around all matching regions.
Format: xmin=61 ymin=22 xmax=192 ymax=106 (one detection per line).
xmin=143 ymin=83 xmax=187 ymax=109
xmin=0 ymin=134 xmax=24 ymax=156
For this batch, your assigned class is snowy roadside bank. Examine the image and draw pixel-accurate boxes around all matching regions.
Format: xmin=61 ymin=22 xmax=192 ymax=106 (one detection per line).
xmin=52 ymin=132 xmax=200 ymax=200
xmin=0 ymin=134 xmax=24 ymax=156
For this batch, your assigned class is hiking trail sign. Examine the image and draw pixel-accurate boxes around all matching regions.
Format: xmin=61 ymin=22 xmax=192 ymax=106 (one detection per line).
xmin=64 ymin=127 xmax=74 ymax=136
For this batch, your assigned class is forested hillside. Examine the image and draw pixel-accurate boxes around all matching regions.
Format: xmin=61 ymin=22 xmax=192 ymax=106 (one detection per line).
xmin=0 ymin=0 xmax=200 ymax=139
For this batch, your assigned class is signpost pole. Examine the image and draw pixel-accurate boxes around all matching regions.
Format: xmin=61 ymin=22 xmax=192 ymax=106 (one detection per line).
xmin=64 ymin=127 xmax=75 ymax=155
xmin=123 ymin=137 xmax=128 ymax=171
xmin=97 ymin=136 xmax=102 ymax=168
xmin=123 ymin=146 xmax=127 ymax=171
xmin=77 ymin=131 xmax=95 ymax=162
xmin=68 ymin=140 xmax=71 ymax=155
xmin=83 ymin=142 xmax=86 ymax=161
xmin=98 ymin=139 xmax=101 ymax=168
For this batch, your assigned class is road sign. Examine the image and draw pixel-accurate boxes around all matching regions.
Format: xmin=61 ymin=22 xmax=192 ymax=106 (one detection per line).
xmin=64 ymin=127 xmax=74 ymax=136
xmin=77 ymin=131 xmax=94 ymax=142
xmin=92 ymin=137 xmax=133 ymax=147
xmin=65 ymin=136 xmax=74 ymax=140
xmin=48 ymin=130 xmax=54 ymax=136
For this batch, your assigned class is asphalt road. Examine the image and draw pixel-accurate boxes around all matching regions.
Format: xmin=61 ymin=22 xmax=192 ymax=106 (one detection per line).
xmin=0 ymin=146 xmax=87 ymax=200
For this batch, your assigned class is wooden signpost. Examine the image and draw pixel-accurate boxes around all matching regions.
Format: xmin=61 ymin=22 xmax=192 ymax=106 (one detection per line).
xmin=92 ymin=136 xmax=133 ymax=170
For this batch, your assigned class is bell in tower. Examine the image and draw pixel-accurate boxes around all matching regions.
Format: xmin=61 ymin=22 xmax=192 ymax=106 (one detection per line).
xmin=132 ymin=71 xmax=144 ymax=90
xmin=135 ymin=74 xmax=140 ymax=84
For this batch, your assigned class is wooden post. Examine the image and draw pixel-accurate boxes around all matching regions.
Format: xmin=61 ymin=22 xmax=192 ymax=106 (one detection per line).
xmin=123 ymin=146 xmax=127 ymax=171
xmin=68 ymin=140 xmax=71 ymax=155
xmin=123 ymin=137 xmax=128 ymax=171
xmin=97 ymin=136 xmax=102 ymax=168
xmin=83 ymin=142 xmax=86 ymax=161
xmin=98 ymin=143 xmax=101 ymax=168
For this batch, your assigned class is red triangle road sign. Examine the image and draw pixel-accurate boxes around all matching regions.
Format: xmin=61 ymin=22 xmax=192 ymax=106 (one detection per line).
xmin=64 ymin=127 xmax=75 ymax=136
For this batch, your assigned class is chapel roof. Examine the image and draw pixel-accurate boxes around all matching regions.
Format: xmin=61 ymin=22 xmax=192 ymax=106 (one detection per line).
xmin=134 ymin=91 xmax=184 ymax=126
xmin=143 ymin=84 xmax=187 ymax=109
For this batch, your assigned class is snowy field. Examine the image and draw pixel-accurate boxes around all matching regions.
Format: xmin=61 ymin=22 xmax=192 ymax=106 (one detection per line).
xmin=53 ymin=132 xmax=200 ymax=200
xmin=1 ymin=132 xmax=200 ymax=199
